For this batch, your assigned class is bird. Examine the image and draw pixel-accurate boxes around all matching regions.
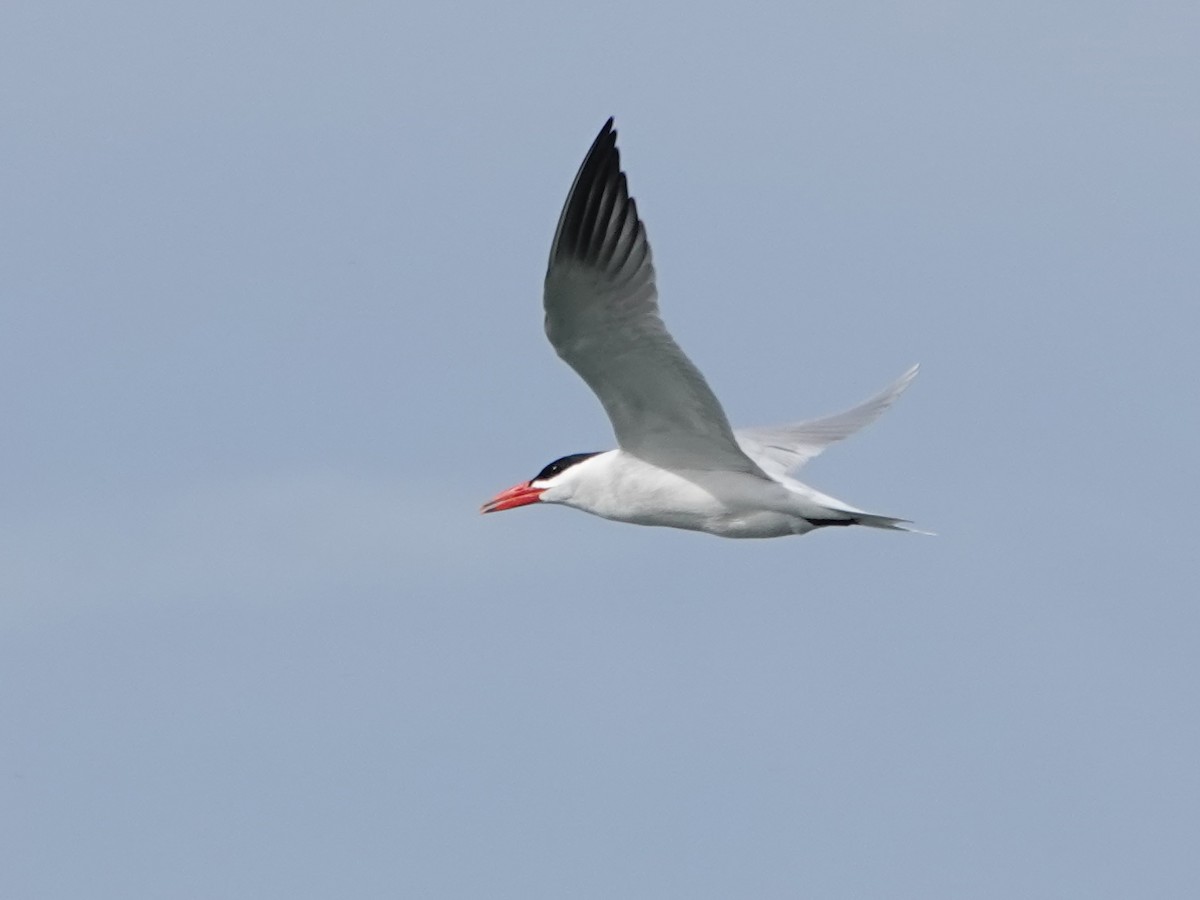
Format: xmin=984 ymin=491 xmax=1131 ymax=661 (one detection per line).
xmin=481 ymin=118 xmax=924 ymax=539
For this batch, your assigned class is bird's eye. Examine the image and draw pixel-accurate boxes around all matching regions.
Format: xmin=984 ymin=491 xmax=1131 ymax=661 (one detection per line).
xmin=532 ymin=452 xmax=600 ymax=483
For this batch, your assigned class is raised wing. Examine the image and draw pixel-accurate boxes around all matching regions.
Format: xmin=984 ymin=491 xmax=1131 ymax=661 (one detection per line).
xmin=543 ymin=119 xmax=765 ymax=475
xmin=735 ymin=365 xmax=919 ymax=477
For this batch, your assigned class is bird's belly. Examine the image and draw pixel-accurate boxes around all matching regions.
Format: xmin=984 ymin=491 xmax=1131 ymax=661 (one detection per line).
xmin=584 ymin=467 xmax=814 ymax=539
xmin=609 ymin=505 xmax=812 ymax=538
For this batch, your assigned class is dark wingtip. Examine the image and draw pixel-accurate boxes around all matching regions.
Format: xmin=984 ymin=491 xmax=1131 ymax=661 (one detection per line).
xmin=547 ymin=115 xmax=656 ymax=289
xmin=594 ymin=117 xmax=616 ymax=148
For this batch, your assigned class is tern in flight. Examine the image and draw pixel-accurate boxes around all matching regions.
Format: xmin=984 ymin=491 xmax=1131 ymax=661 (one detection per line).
xmin=482 ymin=119 xmax=923 ymax=539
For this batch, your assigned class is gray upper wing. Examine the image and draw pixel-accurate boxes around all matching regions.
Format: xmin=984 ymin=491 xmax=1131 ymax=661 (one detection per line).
xmin=543 ymin=119 xmax=764 ymax=475
xmin=735 ymin=366 xmax=919 ymax=476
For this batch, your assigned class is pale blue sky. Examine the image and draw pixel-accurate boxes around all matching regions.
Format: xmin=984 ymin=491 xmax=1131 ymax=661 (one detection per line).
xmin=3 ymin=1 xmax=1198 ymax=897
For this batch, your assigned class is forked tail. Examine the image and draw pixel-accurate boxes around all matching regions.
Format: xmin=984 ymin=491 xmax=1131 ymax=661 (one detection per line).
xmin=848 ymin=512 xmax=934 ymax=535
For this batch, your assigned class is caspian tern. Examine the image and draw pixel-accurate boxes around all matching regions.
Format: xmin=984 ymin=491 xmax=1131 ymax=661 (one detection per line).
xmin=482 ymin=118 xmax=923 ymax=539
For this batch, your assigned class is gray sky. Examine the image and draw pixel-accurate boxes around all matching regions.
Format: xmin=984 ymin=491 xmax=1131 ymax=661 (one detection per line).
xmin=3 ymin=1 xmax=1198 ymax=897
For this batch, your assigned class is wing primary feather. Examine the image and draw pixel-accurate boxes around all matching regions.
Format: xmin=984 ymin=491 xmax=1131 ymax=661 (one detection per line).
xmin=549 ymin=118 xmax=617 ymax=268
xmin=586 ymin=174 xmax=622 ymax=263
xmin=570 ymin=150 xmax=609 ymax=259
xmin=578 ymin=149 xmax=619 ymax=264
xmin=596 ymin=176 xmax=634 ymax=270
xmin=609 ymin=197 xmax=646 ymax=284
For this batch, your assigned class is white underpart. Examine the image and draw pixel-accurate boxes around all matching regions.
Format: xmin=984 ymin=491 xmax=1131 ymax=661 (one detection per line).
xmin=536 ymin=451 xmax=820 ymax=538
xmin=536 ymin=423 xmax=916 ymax=539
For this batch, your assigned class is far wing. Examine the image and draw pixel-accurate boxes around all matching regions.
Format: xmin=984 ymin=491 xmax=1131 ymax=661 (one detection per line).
xmin=735 ymin=366 xmax=919 ymax=477
xmin=543 ymin=119 xmax=765 ymax=475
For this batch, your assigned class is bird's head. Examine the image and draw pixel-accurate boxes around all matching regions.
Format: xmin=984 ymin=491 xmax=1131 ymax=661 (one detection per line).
xmin=481 ymin=452 xmax=602 ymax=514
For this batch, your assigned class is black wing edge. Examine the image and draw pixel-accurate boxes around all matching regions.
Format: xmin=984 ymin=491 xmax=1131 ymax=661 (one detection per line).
xmin=546 ymin=118 xmax=649 ymax=283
